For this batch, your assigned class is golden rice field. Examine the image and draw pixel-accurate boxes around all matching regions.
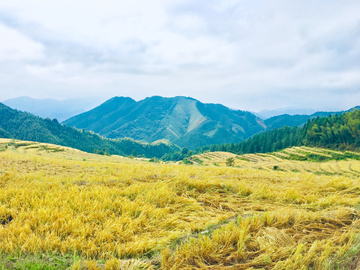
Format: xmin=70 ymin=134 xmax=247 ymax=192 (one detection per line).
xmin=195 ymin=146 xmax=360 ymax=178
xmin=2 ymin=139 xmax=360 ymax=269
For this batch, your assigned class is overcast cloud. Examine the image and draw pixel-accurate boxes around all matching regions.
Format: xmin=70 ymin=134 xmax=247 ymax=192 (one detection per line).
xmin=0 ymin=0 xmax=359 ymax=112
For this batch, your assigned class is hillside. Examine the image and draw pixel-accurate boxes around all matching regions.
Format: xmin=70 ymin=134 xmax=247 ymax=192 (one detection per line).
xmin=1 ymin=140 xmax=360 ymax=269
xmin=264 ymin=111 xmax=334 ymax=129
xmin=0 ymin=103 xmax=178 ymax=158
xmin=263 ymin=108 xmax=360 ymax=129
xmin=2 ymin=96 xmax=105 ymax=122
xmin=254 ymin=108 xmax=319 ymax=119
xmin=63 ymin=96 xmax=265 ymax=149
xmin=193 ymin=146 xmax=360 ymax=175
xmin=197 ymin=109 xmax=360 ymax=156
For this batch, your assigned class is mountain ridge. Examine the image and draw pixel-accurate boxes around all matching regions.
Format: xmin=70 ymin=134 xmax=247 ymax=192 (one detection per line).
xmin=64 ymin=96 xmax=265 ymax=149
xmin=0 ymin=102 xmax=178 ymax=158
xmin=63 ymin=95 xmax=360 ymax=150
xmin=3 ymin=95 xmax=358 ymax=152
xmin=195 ymin=108 xmax=360 ymax=156
xmin=264 ymin=106 xmax=360 ymax=129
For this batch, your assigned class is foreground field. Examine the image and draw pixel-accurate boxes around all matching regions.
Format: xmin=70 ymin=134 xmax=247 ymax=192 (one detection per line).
xmin=1 ymin=140 xmax=360 ymax=269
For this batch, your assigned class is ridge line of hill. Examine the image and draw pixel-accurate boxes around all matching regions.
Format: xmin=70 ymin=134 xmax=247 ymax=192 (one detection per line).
xmin=1 ymin=95 xmax=359 ymax=157
xmin=0 ymin=102 xmax=178 ymax=158
xmin=63 ymin=96 xmax=265 ymax=149
xmin=194 ymin=109 xmax=360 ymax=157
xmin=63 ymin=95 xmax=359 ymax=150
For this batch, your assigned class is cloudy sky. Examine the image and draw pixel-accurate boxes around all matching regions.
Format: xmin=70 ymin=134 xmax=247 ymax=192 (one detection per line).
xmin=0 ymin=0 xmax=360 ymax=112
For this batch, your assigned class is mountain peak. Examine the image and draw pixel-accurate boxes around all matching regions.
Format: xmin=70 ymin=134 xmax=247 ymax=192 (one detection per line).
xmin=63 ymin=96 xmax=265 ymax=149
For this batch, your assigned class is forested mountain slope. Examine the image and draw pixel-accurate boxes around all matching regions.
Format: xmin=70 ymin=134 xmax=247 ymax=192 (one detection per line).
xmin=264 ymin=107 xmax=360 ymax=129
xmin=64 ymin=96 xmax=265 ymax=149
xmin=196 ymin=109 xmax=360 ymax=155
xmin=0 ymin=103 xmax=178 ymax=158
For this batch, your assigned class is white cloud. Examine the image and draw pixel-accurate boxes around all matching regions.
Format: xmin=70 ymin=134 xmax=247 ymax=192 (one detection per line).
xmin=0 ymin=24 xmax=43 ymax=61
xmin=0 ymin=0 xmax=359 ymax=112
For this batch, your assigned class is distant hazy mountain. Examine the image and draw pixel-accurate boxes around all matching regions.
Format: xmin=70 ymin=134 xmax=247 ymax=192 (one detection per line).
xmin=0 ymin=102 xmax=178 ymax=158
xmin=64 ymin=96 xmax=266 ymax=149
xmin=2 ymin=96 xmax=106 ymax=122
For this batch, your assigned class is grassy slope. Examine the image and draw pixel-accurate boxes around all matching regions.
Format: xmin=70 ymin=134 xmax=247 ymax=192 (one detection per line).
xmin=193 ymin=146 xmax=360 ymax=175
xmin=1 ymin=140 xmax=360 ymax=269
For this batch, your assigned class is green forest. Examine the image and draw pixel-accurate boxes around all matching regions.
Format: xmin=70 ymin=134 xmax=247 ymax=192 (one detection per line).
xmin=162 ymin=109 xmax=360 ymax=161
xmin=0 ymin=103 xmax=178 ymax=158
xmin=194 ymin=109 xmax=360 ymax=155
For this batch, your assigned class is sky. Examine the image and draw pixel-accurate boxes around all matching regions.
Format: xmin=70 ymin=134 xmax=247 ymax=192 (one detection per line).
xmin=0 ymin=0 xmax=360 ymax=112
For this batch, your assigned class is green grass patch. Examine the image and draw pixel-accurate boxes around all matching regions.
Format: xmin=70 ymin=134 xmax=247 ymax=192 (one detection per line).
xmin=0 ymin=253 xmax=78 ymax=270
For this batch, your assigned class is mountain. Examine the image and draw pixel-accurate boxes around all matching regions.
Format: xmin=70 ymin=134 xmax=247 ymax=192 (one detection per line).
xmin=197 ymin=108 xmax=360 ymax=155
xmin=264 ymin=107 xmax=360 ymax=130
xmin=63 ymin=96 xmax=266 ymax=149
xmin=264 ymin=111 xmax=337 ymax=130
xmin=2 ymin=96 xmax=106 ymax=122
xmin=254 ymin=108 xmax=319 ymax=119
xmin=0 ymin=103 xmax=178 ymax=158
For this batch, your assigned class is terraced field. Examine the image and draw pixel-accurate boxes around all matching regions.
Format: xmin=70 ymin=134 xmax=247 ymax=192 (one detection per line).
xmin=1 ymin=140 xmax=360 ymax=269
xmin=0 ymin=138 xmax=148 ymax=164
xmin=193 ymin=146 xmax=360 ymax=178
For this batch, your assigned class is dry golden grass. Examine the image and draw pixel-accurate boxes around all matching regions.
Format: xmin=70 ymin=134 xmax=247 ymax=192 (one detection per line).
xmin=195 ymin=146 xmax=360 ymax=179
xmin=1 ymin=140 xmax=360 ymax=269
